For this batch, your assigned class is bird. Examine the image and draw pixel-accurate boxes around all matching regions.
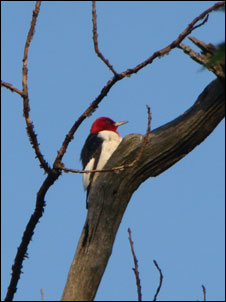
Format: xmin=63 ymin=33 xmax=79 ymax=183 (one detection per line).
xmin=80 ymin=116 xmax=128 ymax=208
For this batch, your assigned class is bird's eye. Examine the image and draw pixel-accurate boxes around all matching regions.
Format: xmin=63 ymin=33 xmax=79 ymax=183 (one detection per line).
xmin=106 ymin=119 xmax=112 ymax=124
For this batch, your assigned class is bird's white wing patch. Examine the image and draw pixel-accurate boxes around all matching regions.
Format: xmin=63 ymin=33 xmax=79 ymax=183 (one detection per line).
xmin=83 ymin=157 xmax=95 ymax=190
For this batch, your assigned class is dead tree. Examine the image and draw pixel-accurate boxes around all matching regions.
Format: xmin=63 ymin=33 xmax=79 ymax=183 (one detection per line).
xmin=2 ymin=1 xmax=224 ymax=301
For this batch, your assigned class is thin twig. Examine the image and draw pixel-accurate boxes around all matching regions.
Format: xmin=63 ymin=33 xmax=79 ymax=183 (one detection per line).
xmin=92 ymin=1 xmax=118 ymax=75
xmin=190 ymin=14 xmax=209 ymax=32
xmin=201 ymin=285 xmax=206 ymax=301
xmin=105 ymin=104 xmax=151 ymax=170
xmin=40 ymin=288 xmax=44 ymax=301
xmin=153 ymin=260 xmax=163 ymax=301
xmin=128 ymin=228 xmax=142 ymax=301
xmin=1 ymin=81 xmax=24 ymax=96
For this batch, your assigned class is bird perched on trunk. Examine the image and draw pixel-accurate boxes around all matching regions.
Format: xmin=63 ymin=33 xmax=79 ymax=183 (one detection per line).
xmin=80 ymin=116 xmax=127 ymax=208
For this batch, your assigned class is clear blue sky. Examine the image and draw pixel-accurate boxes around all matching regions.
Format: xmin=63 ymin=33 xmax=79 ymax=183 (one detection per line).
xmin=1 ymin=1 xmax=225 ymax=301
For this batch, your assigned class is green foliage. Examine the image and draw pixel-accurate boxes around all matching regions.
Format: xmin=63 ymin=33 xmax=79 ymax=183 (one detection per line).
xmin=206 ymin=42 xmax=225 ymax=68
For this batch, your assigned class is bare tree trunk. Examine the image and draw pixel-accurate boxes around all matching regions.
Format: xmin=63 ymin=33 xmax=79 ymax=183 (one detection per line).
xmin=61 ymin=78 xmax=225 ymax=301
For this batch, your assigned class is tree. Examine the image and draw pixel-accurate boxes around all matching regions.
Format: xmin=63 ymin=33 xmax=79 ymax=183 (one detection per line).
xmin=2 ymin=2 xmax=225 ymax=301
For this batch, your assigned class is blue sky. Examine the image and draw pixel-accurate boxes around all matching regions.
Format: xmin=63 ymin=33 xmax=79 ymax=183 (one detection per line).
xmin=1 ymin=1 xmax=225 ymax=301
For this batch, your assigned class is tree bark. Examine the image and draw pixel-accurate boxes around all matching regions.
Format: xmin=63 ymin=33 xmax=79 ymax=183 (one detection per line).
xmin=61 ymin=78 xmax=225 ymax=301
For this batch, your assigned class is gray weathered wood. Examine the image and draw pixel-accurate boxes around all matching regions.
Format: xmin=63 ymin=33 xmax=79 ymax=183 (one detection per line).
xmin=61 ymin=78 xmax=225 ymax=301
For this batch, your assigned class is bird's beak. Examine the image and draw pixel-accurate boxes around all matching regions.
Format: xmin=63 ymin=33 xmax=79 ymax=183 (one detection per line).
xmin=114 ymin=121 xmax=128 ymax=127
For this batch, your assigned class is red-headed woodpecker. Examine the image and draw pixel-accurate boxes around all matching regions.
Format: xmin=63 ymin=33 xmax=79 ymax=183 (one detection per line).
xmin=80 ymin=117 xmax=127 ymax=208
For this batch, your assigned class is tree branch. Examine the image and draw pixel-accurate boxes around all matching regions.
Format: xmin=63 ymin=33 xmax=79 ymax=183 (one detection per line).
xmin=1 ymin=81 xmax=24 ymax=96
xmin=4 ymin=171 xmax=59 ymax=301
xmin=61 ymin=78 xmax=225 ymax=301
xmin=153 ymin=260 xmax=163 ymax=301
xmin=178 ymin=36 xmax=225 ymax=78
xmin=128 ymin=228 xmax=142 ymax=301
xmin=2 ymin=2 xmax=50 ymax=173
xmin=202 ymin=285 xmax=206 ymax=301
xmin=22 ymin=1 xmax=51 ymax=173
xmin=92 ymin=1 xmax=118 ymax=75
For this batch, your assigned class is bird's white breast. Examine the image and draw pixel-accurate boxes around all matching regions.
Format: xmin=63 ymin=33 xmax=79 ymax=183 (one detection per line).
xmin=96 ymin=130 xmax=122 ymax=170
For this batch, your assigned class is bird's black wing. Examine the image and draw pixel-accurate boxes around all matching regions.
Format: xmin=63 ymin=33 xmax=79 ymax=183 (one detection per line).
xmin=80 ymin=133 xmax=103 ymax=168
xmin=80 ymin=133 xmax=103 ymax=208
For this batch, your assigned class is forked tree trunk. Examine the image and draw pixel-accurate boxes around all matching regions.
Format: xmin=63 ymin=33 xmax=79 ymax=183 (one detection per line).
xmin=61 ymin=78 xmax=225 ymax=301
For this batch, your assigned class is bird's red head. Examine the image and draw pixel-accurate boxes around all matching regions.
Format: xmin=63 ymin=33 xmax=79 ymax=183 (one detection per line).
xmin=90 ymin=117 xmax=127 ymax=134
